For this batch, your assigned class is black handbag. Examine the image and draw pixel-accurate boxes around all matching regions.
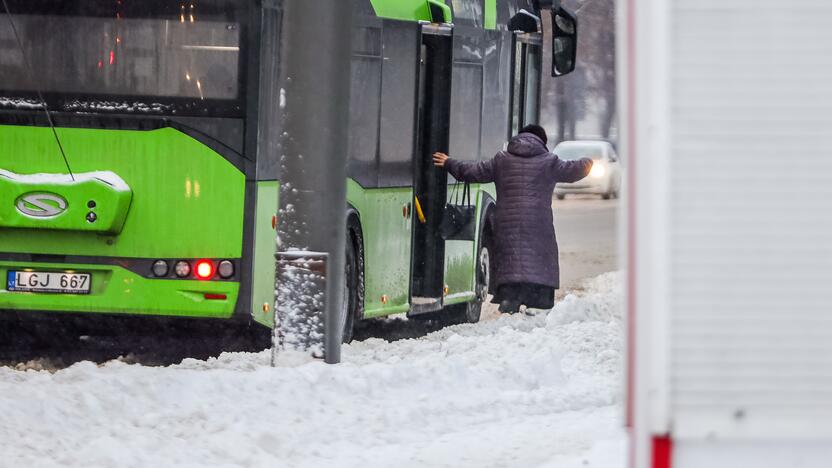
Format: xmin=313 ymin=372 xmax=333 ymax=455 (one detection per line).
xmin=439 ymin=181 xmax=476 ymax=241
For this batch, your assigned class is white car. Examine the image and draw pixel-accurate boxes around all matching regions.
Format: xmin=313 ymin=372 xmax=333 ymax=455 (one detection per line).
xmin=553 ymin=140 xmax=622 ymax=200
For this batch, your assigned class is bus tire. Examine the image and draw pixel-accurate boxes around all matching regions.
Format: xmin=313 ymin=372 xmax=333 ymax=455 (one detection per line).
xmin=342 ymin=217 xmax=365 ymax=343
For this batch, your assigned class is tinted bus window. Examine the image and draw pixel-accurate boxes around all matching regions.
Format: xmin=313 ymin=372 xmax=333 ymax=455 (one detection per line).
xmin=481 ymin=31 xmax=512 ymax=155
xmin=450 ymin=63 xmax=483 ymax=161
xmin=0 ymin=1 xmax=247 ymax=115
xmin=449 ymin=0 xmax=483 ymax=27
xmin=347 ymin=26 xmax=382 ymax=186
xmin=0 ymin=15 xmax=240 ymax=99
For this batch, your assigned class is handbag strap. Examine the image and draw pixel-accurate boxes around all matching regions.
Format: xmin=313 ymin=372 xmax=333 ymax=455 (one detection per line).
xmin=448 ymin=174 xmax=461 ymax=205
xmin=446 ymin=177 xmax=471 ymax=206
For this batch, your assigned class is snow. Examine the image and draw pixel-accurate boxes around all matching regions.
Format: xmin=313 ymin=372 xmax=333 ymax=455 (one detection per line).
xmin=63 ymin=100 xmax=172 ymax=114
xmin=0 ymin=169 xmax=131 ymax=193
xmin=0 ymin=97 xmax=172 ymax=113
xmin=0 ymin=272 xmax=625 ymax=468
xmin=0 ymin=97 xmax=43 ymax=110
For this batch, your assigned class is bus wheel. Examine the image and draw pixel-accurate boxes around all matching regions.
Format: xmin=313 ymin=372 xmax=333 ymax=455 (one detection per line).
xmin=341 ymin=220 xmax=364 ymax=343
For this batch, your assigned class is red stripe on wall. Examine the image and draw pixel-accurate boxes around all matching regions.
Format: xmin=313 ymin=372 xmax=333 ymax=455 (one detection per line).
xmin=652 ymin=436 xmax=673 ymax=468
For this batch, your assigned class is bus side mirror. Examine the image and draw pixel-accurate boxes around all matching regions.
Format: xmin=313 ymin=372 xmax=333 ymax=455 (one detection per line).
xmin=551 ymin=7 xmax=577 ymax=77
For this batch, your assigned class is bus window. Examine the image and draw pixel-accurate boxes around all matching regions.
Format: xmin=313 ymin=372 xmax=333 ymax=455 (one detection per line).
xmin=346 ymin=26 xmax=382 ymax=187
xmin=0 ymin=2 xmax=246 ymax=115
xmin=450 ymin=63 xmax=484 ymax=161
xmin=480 ymin=31 xmax=512 ymax=157
xmin=510 ymin=40 xmax=524 ymax=136
xmin=509 ymin=35 xmax=543 ymax=137
xmin=523 ymin=44 xmax=542 ymax=126
xmin=378 ymin=22 xmax=421 ymax=187
xmin=449 ymin=0 xmax=484 ymax=27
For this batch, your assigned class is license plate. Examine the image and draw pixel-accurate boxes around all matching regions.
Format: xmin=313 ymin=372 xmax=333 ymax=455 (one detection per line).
xmin=7 ymin=270 xmax=91 ymax=294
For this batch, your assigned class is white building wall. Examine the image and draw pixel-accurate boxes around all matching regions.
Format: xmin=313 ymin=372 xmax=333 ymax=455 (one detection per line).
xmin=627 ymin=0 xmax=832 ymax=467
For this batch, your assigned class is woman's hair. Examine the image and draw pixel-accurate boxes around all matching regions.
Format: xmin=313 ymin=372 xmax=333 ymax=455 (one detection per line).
xmin=520 ymin=124 xmax=548 ymax=145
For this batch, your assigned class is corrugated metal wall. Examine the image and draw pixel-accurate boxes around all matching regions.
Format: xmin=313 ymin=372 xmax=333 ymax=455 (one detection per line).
xmin=669 ymin=0 xmax=832 ymax=439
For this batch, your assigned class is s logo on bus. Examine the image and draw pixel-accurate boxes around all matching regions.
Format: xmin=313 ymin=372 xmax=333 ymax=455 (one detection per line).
xmin=16 ymin=193 xmax=68 ymax=218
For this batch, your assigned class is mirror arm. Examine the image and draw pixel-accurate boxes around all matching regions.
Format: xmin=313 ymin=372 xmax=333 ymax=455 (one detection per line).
xmin=535 ymin=0 xmax=563 ymax=9
xmin=508 ymin=10 xmax=541 ymax=34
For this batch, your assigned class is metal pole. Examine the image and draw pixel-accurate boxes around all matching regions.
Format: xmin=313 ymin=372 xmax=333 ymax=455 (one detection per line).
xmin=273 ymin=0 xmax=352 ymax=364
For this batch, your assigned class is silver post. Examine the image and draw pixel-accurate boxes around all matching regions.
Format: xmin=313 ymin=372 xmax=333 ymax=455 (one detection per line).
xmin=273 ymin=0 xmax=352 ymax=364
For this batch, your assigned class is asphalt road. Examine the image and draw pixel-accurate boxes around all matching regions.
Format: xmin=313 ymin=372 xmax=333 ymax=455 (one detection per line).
xmin=553 ymin=195 xmax=620 ymax=292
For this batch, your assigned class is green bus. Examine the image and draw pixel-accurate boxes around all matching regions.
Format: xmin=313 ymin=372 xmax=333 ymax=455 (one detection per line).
xmin=0 ymin=1 xmax=575 ymax=342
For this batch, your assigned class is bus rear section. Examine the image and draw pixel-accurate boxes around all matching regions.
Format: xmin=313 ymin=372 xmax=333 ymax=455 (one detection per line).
xmin=624 ymin=1 xmax=832 ymax=467
xmin=0 ymin=2 xmax=251 ymax=322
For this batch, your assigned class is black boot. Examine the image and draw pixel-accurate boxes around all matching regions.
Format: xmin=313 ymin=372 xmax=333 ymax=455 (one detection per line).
xmin=499 ymin=299 xmax=521 ymax=314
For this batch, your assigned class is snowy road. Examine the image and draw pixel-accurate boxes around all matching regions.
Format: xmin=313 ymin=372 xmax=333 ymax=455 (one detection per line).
xmin=0 ymin=273 xmax=625 ymax=468
xmin=554 ymin=197 xmax=619 ymax=291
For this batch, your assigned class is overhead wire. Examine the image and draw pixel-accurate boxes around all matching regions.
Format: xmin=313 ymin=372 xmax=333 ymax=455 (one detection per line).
xmin=2 ymin=0 xmax=74 ymax=180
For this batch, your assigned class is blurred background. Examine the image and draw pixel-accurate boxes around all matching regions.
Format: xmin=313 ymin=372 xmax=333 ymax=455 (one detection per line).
xmin=544 ymin=0 xmax=617 ymax=145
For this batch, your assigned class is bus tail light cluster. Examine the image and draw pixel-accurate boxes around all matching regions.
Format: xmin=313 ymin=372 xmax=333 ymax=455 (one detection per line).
xmin=151 ymin=259 xmax=235 ymax=280
xmin=195 ymin=260 xmax=214 ymax=280
xmin=218 ymin=260 xmax=234 ymax=279
xmin=175 ymin=261 xmax=191 ymax=278
xmin=152 ymin=260 xmax=169 ymax=277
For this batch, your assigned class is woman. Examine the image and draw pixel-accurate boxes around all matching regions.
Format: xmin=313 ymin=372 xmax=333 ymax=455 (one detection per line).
xmin=433 ymin=125 xmax=593 ymax=313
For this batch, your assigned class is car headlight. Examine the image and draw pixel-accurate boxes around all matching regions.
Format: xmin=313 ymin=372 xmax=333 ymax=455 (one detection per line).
xmin=590 ymin=163 xmax=606 ymax=178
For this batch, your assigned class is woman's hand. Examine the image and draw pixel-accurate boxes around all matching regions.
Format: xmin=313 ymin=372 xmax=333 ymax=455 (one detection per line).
xmin=432 ymin=152 xmax=449 ymax=167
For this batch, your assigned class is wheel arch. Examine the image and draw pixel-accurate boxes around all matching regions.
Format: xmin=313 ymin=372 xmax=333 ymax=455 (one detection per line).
xmin=345 ymin=204 xmax=366 ymax=320
xmin=478 ymin=191 xmax=497 ymax=294
xmin=480 ymin=193 xmax=496 ymax=232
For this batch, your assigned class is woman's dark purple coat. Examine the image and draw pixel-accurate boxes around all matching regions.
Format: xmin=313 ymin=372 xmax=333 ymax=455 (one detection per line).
xmin=445 ymin=133 xmax=592 ymax=289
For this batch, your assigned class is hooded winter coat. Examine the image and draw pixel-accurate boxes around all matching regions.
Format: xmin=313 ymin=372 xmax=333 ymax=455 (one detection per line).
xmin=444 ymin=132 xmax=592 ymax=289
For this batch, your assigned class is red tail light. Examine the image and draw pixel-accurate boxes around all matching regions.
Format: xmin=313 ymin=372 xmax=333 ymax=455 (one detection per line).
xmin=204 ymin=293 xmax=227 ymax=300
xmin=652 ymin=436 xmax=673 ymax=468
xmin=195 ymin=260 xmax=214 ymax=280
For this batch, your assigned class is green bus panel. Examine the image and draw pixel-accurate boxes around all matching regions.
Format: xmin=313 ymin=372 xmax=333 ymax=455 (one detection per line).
xmin=370 ymin=0 xmax=442 ymax=23
xmin=370 ymin=0 xmax=495 ymax=29
xmin=249 ymin=180 xmax=421 ymax=326
xmin=0 ymin=126 xmax=245 ymax=259
xmin=441 ymin=183 xmax=478 ymax=305
xmin=250 ymin=181 xmax=278 ymax=327
xmin=443 ymin=238 xmax=477 ymax=305
xmin=346 ymin=179 xmax=413 ymax=318
xmin=485 ymin=0 xmax=497 ymax=29
xmin=0 ymin=125 xmax=245 ymax=320
xmin=442 ymin=183 xmax=495 ymax=306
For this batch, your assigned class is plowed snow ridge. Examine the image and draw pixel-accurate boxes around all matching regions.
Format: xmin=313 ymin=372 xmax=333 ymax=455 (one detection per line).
xmin=0 ymin=272 xmax=625 ymax=468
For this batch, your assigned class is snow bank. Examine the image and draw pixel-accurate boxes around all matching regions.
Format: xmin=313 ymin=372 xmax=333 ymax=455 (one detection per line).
xmin=0 ymin=272 xmax=625 ymax=468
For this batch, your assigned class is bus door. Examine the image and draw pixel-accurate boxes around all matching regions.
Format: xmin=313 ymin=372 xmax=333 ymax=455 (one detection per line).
xmin=409 ymin=24 xmax=453 ymax=315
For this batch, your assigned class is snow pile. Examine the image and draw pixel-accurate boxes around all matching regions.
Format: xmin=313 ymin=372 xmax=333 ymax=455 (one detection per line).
xmin=0 ymin=272 xmax=625 ymax=468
